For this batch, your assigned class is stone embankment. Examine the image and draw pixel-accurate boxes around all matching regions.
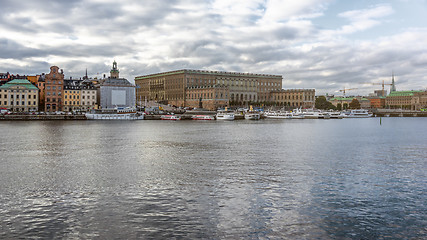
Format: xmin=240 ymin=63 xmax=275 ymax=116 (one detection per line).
xmin=0 ymin=114 xmax=87 ymax=120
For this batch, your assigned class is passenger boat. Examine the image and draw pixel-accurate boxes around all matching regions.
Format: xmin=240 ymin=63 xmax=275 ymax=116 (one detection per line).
xmin=291 ymin=108 xmax=305 ymax=119
xmin=192 ymin=115 xmax=215 ymax=120
xmin=265 ymin=111 xmax=292 ymax=119
xmin=85 ymin=107 xmax=144 ymax=120
xmin=161 ymin=114 xmax=181 ymax=120
xmin=244 ymin=112 xmax=261 ymax=120
xmin=343 ymin=109 xmax=373 ymax=118
xmin=216 ymin=110 xmax=235 ymax=120
xmin=329 ymin=111 xmax=345 ymax=119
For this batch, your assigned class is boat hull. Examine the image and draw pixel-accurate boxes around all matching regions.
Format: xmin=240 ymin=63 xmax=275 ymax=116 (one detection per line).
xmin=85 ymin=113 xmax=144 ymax=120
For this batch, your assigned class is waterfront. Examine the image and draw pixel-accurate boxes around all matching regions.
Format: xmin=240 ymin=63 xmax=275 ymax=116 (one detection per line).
xmin=0 ymin=118 xmax=426 ymax=239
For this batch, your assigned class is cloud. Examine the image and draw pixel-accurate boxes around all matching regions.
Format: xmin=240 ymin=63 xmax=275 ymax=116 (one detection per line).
xmin=0 ymin=0 xmax=426 ymax=94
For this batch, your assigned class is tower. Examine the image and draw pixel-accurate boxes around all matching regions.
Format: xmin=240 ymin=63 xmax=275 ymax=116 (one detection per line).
xmin=110 ymin=60 xmax=119 ymax=78
xmin=390 ymin=72 xmax=396 ymax=92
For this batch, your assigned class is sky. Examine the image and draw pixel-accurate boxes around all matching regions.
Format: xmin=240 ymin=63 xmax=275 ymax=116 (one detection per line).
xmin=1 ymin=0 xmax=427 ymax=95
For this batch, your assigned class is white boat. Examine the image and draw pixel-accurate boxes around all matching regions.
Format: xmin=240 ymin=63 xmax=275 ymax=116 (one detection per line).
xmin=343 ymin=109 xmax=373 ymax=118
xmin=161 ymin=114 xmax=181 ymax=120
xmin=329 ymin=111 xmax=345 ymax=119
xmin=264 ymin=111 xmax=292 ymax=119
xmin=192 ymin=115 xmax=215 ymax=120
xmin=216 ymin=110 xmax=235 ymax=120
xmin=85 ymin=107 xmax=144 ymax=120
xmin=302 ymin=109 xmax=323 ymax=119
xmin=244 ymin=112 xmax=261 ymax=120
xmin=291 ymin=108 xmax=305 ymax=119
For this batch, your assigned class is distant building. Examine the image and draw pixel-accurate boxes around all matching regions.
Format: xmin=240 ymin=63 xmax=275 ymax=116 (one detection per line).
xmin=386 ymin=90 xmax=424 ymax=110
xmin=44 ymin=66 xmax=64 ymax=112
xmin=368 ymin=97 xmax=386 ymax=109
xmin=329 ymin=97 xmax=370 ymax=109
xmin=63 ymin=79 xmax=82 ymax=112
xmin=0 ymin=79 xmax=39 ymax=112
xmin=413 ymin=91 xmax=427 ymax=111
xmin=270 ymin=89 xmax=315 ymax=108
xmin=99 ymin=61 xmax=135 ymax=109
xmin=135 ymin=69 xmax=282 ymax=108
xmin=0 ymin=72 xmax=10 ymax=85
xmin=374 ymin=90 xmax=387 ymax=97
xmin=80 ymin=80 xmax=98 ymax=111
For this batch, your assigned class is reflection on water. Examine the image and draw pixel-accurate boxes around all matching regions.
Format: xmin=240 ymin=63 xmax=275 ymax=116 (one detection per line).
xmin=0 ymin=118 xmax=426 ymax=239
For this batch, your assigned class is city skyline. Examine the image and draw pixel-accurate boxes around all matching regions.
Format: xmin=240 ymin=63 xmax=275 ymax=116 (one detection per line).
xmin=1 ymin=0 xmax=427 ymax=95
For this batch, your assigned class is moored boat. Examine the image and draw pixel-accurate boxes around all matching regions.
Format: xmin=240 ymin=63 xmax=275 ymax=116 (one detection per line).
xmin=244 ymin=112 xmax=261 ymax=120
xmin=192 ymin=115 xmax=215 ymax=120
xmin=85 ymin=107 xmax=144 ymax=120
xmin=161 ymin=114 xmax=181 ymax=120
xmin=216 ymin=110 xmax=235 ymax=120
xmin=343 ymin=109 xmax=373 ymax=118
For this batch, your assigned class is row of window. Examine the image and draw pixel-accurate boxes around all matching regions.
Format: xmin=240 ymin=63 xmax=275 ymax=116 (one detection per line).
xmin=64 ymin=101 xmax=96 ymax=106
xmin=0 ymin=89 xmax=37 ymax=93
xmin=46 ymin=86 xmax=62 ymax=90
xmin=1 ymin=101 xmax=37 ymax=106
xmin=0 ymin=94 xmax=37 ymax=99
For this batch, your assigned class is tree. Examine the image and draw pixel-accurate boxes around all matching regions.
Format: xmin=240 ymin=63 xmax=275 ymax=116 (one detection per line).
xmin=337 ymin=103 xmax=342 ymax=111
xmin=349 ymin=98 xmax=361 ymax=109
xmin=343 ymin=103 xmax=348 ymax=110
xmin=315 ymin=96 xmax=336 ymax=110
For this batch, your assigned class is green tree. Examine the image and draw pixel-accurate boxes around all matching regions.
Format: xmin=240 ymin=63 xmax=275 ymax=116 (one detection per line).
xmin=315 ymin=96 xmax=336 ymax=110
xmin=337 ymin=103 xmax=342 ymax=111
xmin=343 ymin=103 xmax=348 ymax=110
xmin=349 ymin=98 xmax=361 ymax=109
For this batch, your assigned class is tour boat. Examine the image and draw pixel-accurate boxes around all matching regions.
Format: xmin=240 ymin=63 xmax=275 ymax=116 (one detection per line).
xmin=329 ymin=111 xmax=345 ymax=119
xmin=343 ymin=109 xmax=373 ymax=118
xmin=244 ymin=112 xmax=261 ymax=120
xmin=161 ymin=114 xmax=181 ymax=120
xmin=216 ymin=110 xmax=235 ymax=120
xmin=192 ymin=115 xmax=215 ymax=120
xmin=291 ymin=108 xmax=305 ymax=119
xmin=85 ymin=107 xmax=144 ymax=120
xmin=265 ymin=111 xmax=292 ymax=119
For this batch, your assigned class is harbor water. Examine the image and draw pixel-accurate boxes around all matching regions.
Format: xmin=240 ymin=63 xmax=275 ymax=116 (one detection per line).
xmin=0 ymin=118 xmax=426 ymax=239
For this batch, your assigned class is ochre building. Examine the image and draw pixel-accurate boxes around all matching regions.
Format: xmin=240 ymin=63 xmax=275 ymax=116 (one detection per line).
xmin=0 ymin=79 xmax=39 ymax=112
xmin=135 ymin=69 xmax=282 ymax=108
xmin=270 ymin=89 xmax=315 ymax=108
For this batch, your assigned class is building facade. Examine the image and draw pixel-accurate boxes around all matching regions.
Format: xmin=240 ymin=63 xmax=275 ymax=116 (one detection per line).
xmin=80 ymin=80 xmax=98 ymax=111
xmin=99 ymin=61 xmax=136 ymax=109
xmin=413 ymin=91 xmax=427 ymax=111
xmin=386 ymin=91 xmax=423 ymax=109
xmin=368 ymin=97 xmax=386 ymax=109
xmin=329 ymin=97 xmax=370 ymax=109
xmin=44 ymin=66 xmax=64 ymax=112
xmin=63 ymin=79 xmax=81 ymax=112
xmin=0 ymin=79 xmax=39 ymax=112
xmin=135 ymin=69 xmax=282 ymax=108
xmin=185 ymin=85 xmax=229 ymax=110
xmin=270 ymin=89 xmax=315 ymax=108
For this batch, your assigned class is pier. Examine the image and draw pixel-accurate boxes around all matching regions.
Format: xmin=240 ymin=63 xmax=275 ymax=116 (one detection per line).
xmin=372 ymin=109 xmax=427 ymax=117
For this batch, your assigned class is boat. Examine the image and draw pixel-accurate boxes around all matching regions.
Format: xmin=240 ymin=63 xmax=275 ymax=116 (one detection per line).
xmin=161 ymin=114 xmax=181 ymax=120
xmin=244 ymin=112 xmax=261 ymax=120
xmin=329 ymin=111 xmax=345 ymax=119
xmin=343 ymin=109 xmax=373 ymax=118
xmin=192 ymin=115 xmax=215 ymax=120
xmin=301 ymin=109 xmax=323 ymax=119
xmin=216 ymin=109 xmax=235 ymax=120
xmin=291 ymin=108 xmax=305 ymax=119
xmin=85 ymin=107 xmax=144 ymax=120
xmin=264 ymin=111 xmax=292 ymax=119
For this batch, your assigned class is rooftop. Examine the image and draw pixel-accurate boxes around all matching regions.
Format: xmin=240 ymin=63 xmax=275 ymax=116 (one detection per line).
xmin=135 ymin=69 xmax=282 ymax=80
xmin=0 ymin=79 xmax=38 ymax=90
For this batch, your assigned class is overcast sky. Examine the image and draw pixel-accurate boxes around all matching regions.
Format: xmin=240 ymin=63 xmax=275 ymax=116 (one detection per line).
xmin=1 ymin=0 xmax=426 ymax=95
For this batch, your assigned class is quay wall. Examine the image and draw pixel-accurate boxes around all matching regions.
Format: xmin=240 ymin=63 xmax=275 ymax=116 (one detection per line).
xmin=0 ymin=115 xmax=87 ymax=120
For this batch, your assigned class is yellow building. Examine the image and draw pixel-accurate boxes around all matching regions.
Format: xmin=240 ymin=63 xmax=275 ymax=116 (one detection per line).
xmin=271 ymin=89 xmax=315 ymax=108
xmin=63 ymin=82 xmax=81 ymax=112
xmin=0 ymin=79 xmax=39 ymax=112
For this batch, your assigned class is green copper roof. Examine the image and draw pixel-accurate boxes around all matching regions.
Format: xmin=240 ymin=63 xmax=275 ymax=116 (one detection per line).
xmin=330 ymin=97 xmax=369 ymax=101
xmin=387 ymin=90 xmax=423 ymax=97
xmin=0 ymin=79 xmax=38 ymax=90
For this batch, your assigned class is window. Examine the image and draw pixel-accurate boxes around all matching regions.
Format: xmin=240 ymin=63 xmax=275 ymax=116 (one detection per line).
xmin=33 ymin=101 xmax=36 ymax=105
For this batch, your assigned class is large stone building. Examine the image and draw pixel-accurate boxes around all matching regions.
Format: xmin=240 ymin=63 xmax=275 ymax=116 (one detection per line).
xmin=44 ymin=66 xmax=64 ymax=112
xmin=135 ymin=69 xmax=282 ymax=108
xmin=329 ymin=97 xmax=371 ymax=109
xmin=0 ymin=79 xmax=39 ymax=112
xmin=185 ymin=85 xmax=229 ymax=110
xmin=386 ymin=90 xmax=424 ymax=110
xmin=385 ymin=91 xmax=422 ymax=109
xmin=270 ymin=89 xmax=315 ymax=108
xmin=99 ymin=61 xmax=135 ymax=109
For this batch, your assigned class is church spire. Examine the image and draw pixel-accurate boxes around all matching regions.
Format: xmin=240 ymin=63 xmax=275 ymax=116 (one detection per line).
xmin=390 ymin=71 xmax=396 ymax=92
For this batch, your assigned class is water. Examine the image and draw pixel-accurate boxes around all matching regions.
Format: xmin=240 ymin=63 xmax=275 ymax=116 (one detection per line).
xmin=0 ymin=118 xmax=426 ymax=239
